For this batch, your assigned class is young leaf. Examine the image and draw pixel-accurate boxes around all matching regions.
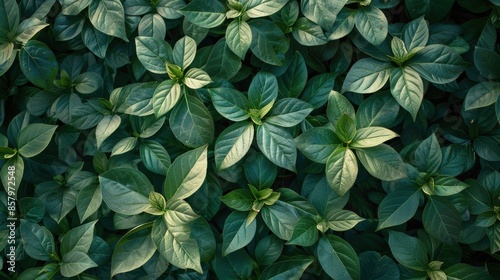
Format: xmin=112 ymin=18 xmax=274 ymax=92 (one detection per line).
xmin=88 ymin=0 xmax=128 ymax=41
xmin=215 ymin=122 xmax=254 ymax=171
xmin=169 ymin=95 xmax=214 ymax=148
xmin=326 ymin=146 xmax=358 ymax=196
xmin=135 ymin=36 xmax=173 ymax=74
xmin=256 ymin=123 xmax=297 ymax=172
xmin=208 ymin=87 xmax=250 ymax=122
xmin=222 ymin=211 xmax=257 ymax=256
xmin=350 ymin=127 xmax=399 ymax=148
xmin=99 ymin=168 xmax=153 ymax=215
xmin=341 ymin=58 xmax=393 ymax=94
xmin=388 ymin=231 xmax=428 ymax=271
xmin=19 ymin=41 xmax=59 ymax=90
xmin=356 ymin=144 xmax=406 ymax=181
xmin=389 ymin=67 xmax=424 ymax=120
xmin=335 ymin=114 xmax=357 ymax=143
xmin=354 ymin=5 xmax=388 ymax=46
xmin=327 ymin=90 xmax=356 ymax=127
xmin=178 ymin=0 xmax=225 ymax=29
xmin=60 ymin=251 xmax=98 ymax=277
xmin=377 ymin=189 xmax=421 ymax=230
xmin=17 ymin=123 xmax=57 ymax=158
xmin=260 ymin=256 xmax=315 ymax=280
xmin=164 ymin=144 xmax=208 ymax=200
xmin=226 ymin=19 xmax=252 ymax=60
xmin=265 ymin=98 xmax=313 ymax=127
xmin=318 ymin=234 xmax=361 ymax=280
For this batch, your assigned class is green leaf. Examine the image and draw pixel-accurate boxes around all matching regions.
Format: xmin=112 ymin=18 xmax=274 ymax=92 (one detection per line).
xmin=408 ymin=45 xmax=467 ymax=84
xmin=300 ymin=73 xmax=335 ymax=109
xmin=99 ymin=168 xmax=153 ymax=215
xmin=60 ymin=0 xmax=91 ymax=15
xmin=295 ymin=127 xmax=341 ymax=164
xmin=359 ymin=251 xmax=400 ymax=280
xmin=341 ymin=58 xmax=393 ymax=94
xmin=140 ymin=140 xmax=171 ymax=175
xmin=261 ymin=201 xmax=301 ymax=241
xmin=248 ymin=19 xmax=288 ymax=66
xmin=255 ymin=234 xmax=284 ymax=266
xmin=184 ymin=68 xmax=212 ymax=89
xmin=292 ymin=17 xmax=328 ymax=46
xmin=0 ymin=0 xmax=19 ymax=36
xmin=326 ymin=146 xmax=358 ymax=196
xmin=422 ymin=196 xmax=461 ymax=244
xmin=60 ymin=221 xmax=97 ymax=255
xmin=335 ymin=114 xmax=357 ymax=143
xmin=444 ymin=263 xmax=493 ymax=280
xmin=354 ymin=5 xmax=388 ymax=46
xmin=287 ymin=216 xmax=319 ymax=246
xmin=260 ymin=256 xmax=315 ymax=280
xmin=221 ymin=189 xmax=254 ymax=212
xmin=430 ymin=175 xmax=468 ymax=197
xmin=135 ymin=36 xmax=172 ymax=75
xmin=173 ymin=36 xmax=197 ymax=70
xmin=389 ymin=67 xmax=424 ymax=120
xmin=438 ymin=144 xmax=473 ymax=177
xmin=76 ymin=184 xmax=102 ymax=223
xmin=474 ymin=47 xmax=500 ymax=80
xmin=164 ymin=144 xmax=208 ymax=200
xmin=215 ymin=122 xmax=254 ymax=171
xmin=201 ymin=38 xmax=242 ymax=80
xmin=45 ymin=188 xmax=77 ymax=223
xmin=356 ymin=144 xmax=406 ymax=181
xmin=213 ymin=249 xmax=253 ymax=279
xmin=405 ymin=0 xmax=454 ymax=22
xmin=351 ymin=127 xmax=398 ymax=148
xmin=277 ymin=52 xmax=307 ymax=98
xmin=19 ymin=40 xmax=59 ymax=90
xmin=249 ymin=71 xmax=278 ymax=110
xmin=152 ymin=219 xmax=203 ymax=273
xmin=388 ymin=231 xmax=428 ymax=271
xmin=152 ymin=80 xmax=182 ymax=118
xmin=208 ymin=87 xmax=249 ymax=122
xmin=0 ymin=42 xmax=14 ymax=65
xmin=266 ymin=98 xmax=313 ymax=127
xmin=60 ymin=251 xmax=98 ymax=277
xmin=244 ymin=0 xmax=289 ymax=18
xmin=301 ymin=0 xmax=347 ymax=30
xmin=111 ymin=137 xmax=138 ymax=156
xmin=95 ymin=114 xmax=121 ymax=149
xmin=318 ymin=234 xmax=361 ymax=280
xmin=327 ymin=90 xmax=356 ymax=127
xmin=17 ymin=123 xmax=57 ymax=158
xmin=487 ymin=223 xmax=500 ymax=253
xmin=2 ymin=155 xmax=24 ymax=197
xmin=156 ymin=0 xmax=185 ymax=19
xmin=170 ymin=95 xmax=214 ymax=148
xmin=88 ymin=0 xmax=128 ymax=41
xmin=256 ymin=123 xmax=297 ymax=172
xmin=244 ymin=150 xmax=278 ymax=189
xmin=328 ymin=7 xmax=355 ymax=40
xmin=82 ymin=22 xmax=111 ymax=59
xmin=138 ymin=13 xmax=166 ymax=39
xmin=111 ymin=223 xmax=156 ymax=277
xmin=402 ymin=16 xmax=429 ymax=51
xmin=20 ymin=219 xmax=56 ymax=261
xmin=326 ymin=209 xmax=365 ymax=231
xmin=74 ymin=72 xmax=102 ymax=94
xmin=474 ymin=136 xmax=500 ymax=162
xmin=164 ymin=199 xmax=200 ymax=226
xmin=415 ymin=134 xmax=442 ymax=174
xmin=178 ymin=0 xmax=225 ymax=29
xmin=222 ymin=210 xmax=257 ymax=256
xmin=464 ymin=82 xmax=500 ymax=111
xmin=16 ymin=17 xmax=49 ymax=43
xmin=18 ymin=197 xmax=45 ymax=223
xmin=226 ymin=20 xmax=252 ymax=60
xmin=377 ymin=189 xmax=421 ymax=230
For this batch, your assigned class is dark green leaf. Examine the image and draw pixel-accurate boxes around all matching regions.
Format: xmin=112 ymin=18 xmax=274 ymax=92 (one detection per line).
xmin=170 ymin=96 xmax=214 ymax=148
xmin=402 ymin=16 xmax=429 ymax=51
xmin=423 ymin=196 xmax=461 ymax=244
xmin=215 ymin=122 xmax=254 ymax=171
xmin=244 ymin=150 xmax=278 ymax=189
xmin=208 ymin=87 xmax=249 ymax=122
xmin=248 ymin=19 xmax=288 ymax=66
xmin=327 ymin=90 xmax=356 ymax=127
xmin=261 ymin=201 xmax=301 ymax=241
xmin=256 ymin=123 xmax=297 ymax=172
xmin=19 ymin=41 xmax=58 ymax=90
xmin=248 ymin=71 xmax=278 ymax=110
xmin=408 ymin=45 xmax=467 ymax=84
xmin=255 ymin=235 xmax=284 ymax=266
xmin=388 ymin=231 xmax=428 ymax=271
xmin=88 ymin=0 xmax=128 ymax=41
xmin=464 ymin=82 xmax=500 ymax=111
xmin=405 ymin=0 xmax=454 ymax=22
xmin=266 ymin=98 xmax=313 ymax=127
xmin=444 ymin=263 xmax=493 ymax=280
xmin=377 ymin=189 xmax=421 ymax=230
xmin=359 ymin=251 xmax=400 ymax=280
xmin=20 ymin=219 xmax=56 ymax=261
xmin=414 ymin=133 xmax=442 ymax=174
xmin=354 ymin=5 xmax=388 ymax=46
xmin=356 ymin=144 xmax=406 ymax=181
xmin=135 ymin=36 xmax=173 ymax=74
xmin=17 ymin=123 xmax=57 ymax=158
xmin=222 ymin=211 xmax=257 ymax=256
xmin=140 ymin=140 xmax=171 ymax=175
xmin=474 ymin=47 xmax=500 ymax=80
xmin=341 ymin=58 xmax=393 ymax=94
xmin=295 ymin=127 xmax=341 ymax=164
xmin=277 ymin=52 xmax=307 ymax=98
xmin=178 ymin=0 xmax=225 ymax=29
xmin=60 ymin=251 xmax=98 ymax=277
xmin=318 ymin=234 xmax=361 ymax=280
xmin=260 ymin=256 xmax=314 ymax=280
xmin=220 ymin=189 xmax=254 ymax=212
xmin=287 ymin=216 xmax=318 ymax=246
xmin=60 ymin=220 xmax=97 ymax=255
xmin=389 ymin=67 xmax=424 ymax=120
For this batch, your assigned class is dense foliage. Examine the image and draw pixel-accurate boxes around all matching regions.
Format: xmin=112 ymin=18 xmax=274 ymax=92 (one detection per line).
xmin=1 ymin=0 xmax=500 ymax=279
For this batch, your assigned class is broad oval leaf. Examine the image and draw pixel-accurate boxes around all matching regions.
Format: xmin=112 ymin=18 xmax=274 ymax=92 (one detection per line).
xmin=248 ymin=71 xmax=278 ymax=110
xmin=256 ymin=123 xmax=297 ymax=172
xmin=422 ymin=196 xmax=461 ymax=245
xmin=140 ymin=140 xmax=171 ymax=175
xmin=341 ymin=58 xmax=393 ymax=94
xmin=183 ymin=68 xmax=212 ymax=89
xmin=377 ymin=189 xmax=421 ymax=230
xmin=260 ymin=256 xmax=315 ymax=280
xmin=152 ymin=80 xmax=182 ymax=118
xmin=99 ymin=168 xmax=153 ymax=215
xmin=60 ymin=220 xmax=97 ymax=255
xmin=402 ymin=16 xmax=429 ymax=51
xmin=389 ymin=67 xmax=424 ymax=120
xmin=326 ymin=147 xmax=358 ymax=196
xmin=88 ymin=0 xmax=128 ymax=41
xmin=215 ymin=121 xmax=254 ymax=171
xmin=19 ymin=40 xmax=59 ymax=90
xmin=318 ymin=234 xmax=361 ymax=280
xmin=408 ymin=45 xmax=467 ymax=84
xmin=415 ymin=133 xmax=442 ymax=174
xmin=350 ymin=127 xmax=399 ymax=148
xmin=17 ymin=123 xmax=57 ymax=158
xmin=292 ymin=17 xmax=328 ymax=46
xmin=266 ymin=98 xmax=313 ymax=127
xmin=226 ymin=20 xmax=252 ymax=60
xmin=164 ymin=144 xmax=208 ymax=200
xmin=135 ymin=36 xmax=173 ymax=74
xmin=301 ymin=0 xmax=347 ymax=30
xmin=209 ymin=87 xmax=249 ymax=122
xmin=60 ymin=251 xmax=98 ymax=277
xmin=356 ymin=144 xmax=406 ymax=181
xmin=388 ymin=231 xmax=428 ymax=271
xmin=169 ymin=95 xmax=214 ymax=148
xmin=248 ymin=19 xmax=289 ymax=66
xmin=295 ymin=127 xmax=341 ymax=164
xmin=287 ymin=216 xmax=319 ymax=246
xmin=261 ymin=201 xmax=301 ymax=241
xmin=222 ymin=210 xmax=257 ymax=256
xmin=464 ymin=82 xmax=500 ymax=111
xmin=173 ymin=36 xmax=197 ymax=70
xmin=354 ymin=5 xmax=388 ymax=46
xmin=95 ymin=114 xmax=121 ymax=149
xmin=178 ymin=0 xmax=225 ymax=29
xmin=20 ymin=219 xmax=56 ymax=261
xmin=244 ymin=0 xmax=289 ymax=18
